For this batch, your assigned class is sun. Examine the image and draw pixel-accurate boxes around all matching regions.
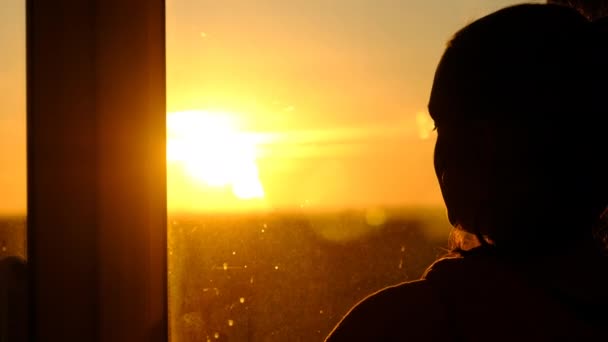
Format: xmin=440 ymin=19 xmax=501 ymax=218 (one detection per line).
xmin=167 ymin=110 xmax=265 ymax=200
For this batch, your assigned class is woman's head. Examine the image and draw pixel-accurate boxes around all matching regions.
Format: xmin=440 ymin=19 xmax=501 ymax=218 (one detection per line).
xmin=428 ymin=4 xmax=608 ymax=253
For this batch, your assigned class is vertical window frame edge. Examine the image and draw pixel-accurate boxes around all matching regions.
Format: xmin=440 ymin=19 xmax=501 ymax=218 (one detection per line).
xmin=27 ymin=0 xmax=168 ymax=340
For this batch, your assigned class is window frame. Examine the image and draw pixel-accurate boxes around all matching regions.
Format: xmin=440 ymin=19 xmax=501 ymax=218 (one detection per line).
xmin=26 ymin=1 xmax=167 ymax=340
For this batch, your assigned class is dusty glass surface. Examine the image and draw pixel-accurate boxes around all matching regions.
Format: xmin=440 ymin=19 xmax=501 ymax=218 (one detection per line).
xmin=166 ymin=1 xmax=539 ymax=341
xmin=0 ymin=0 xmax=26 ymax=259
xmin=0 ymin=1 xmax=27 ymax=341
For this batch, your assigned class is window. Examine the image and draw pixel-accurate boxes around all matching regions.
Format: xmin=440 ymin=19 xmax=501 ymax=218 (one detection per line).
xmin=0 ymin=0 xmax=26 ymax=340
xmin=166 ymin=1 xmax=540 ymax=341
xmin=0 ymin=0 xmax=26 ymax=259
xmin=27 ymin=1 xmax=559 ymax=340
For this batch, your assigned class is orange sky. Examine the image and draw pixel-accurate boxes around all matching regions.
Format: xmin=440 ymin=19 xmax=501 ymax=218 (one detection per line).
xmin=0 ymin=0 xmax=26 ymax=216
xmin=0 ymin=0 xmax=539 ymax=215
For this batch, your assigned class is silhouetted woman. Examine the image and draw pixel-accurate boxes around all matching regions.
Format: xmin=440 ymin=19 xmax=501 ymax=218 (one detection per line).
xmin=327 ymin=4 xmax=608 ymax=341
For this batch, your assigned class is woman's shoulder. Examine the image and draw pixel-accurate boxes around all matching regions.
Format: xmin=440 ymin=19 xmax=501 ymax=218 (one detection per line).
xmin=325 ymin=253 xmax=502 ymax=342
xmin=325 ymin=275 xmax=453 ymax=341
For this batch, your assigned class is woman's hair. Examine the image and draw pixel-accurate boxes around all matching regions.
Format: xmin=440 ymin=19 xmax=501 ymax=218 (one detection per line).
xmin=548 ymin=0 xmax=608 ymax=20
xmin=428 ymin=4 xmax=608 ymax=255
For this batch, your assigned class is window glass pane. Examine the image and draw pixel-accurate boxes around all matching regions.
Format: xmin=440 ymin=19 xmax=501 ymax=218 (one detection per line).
xmin=0 ymin=0 xmax=27 ymax=341
xmin=0 ymin=0 xmax=26 ymax=258
xmin=167 ymin=1 xmax=540 ymax=341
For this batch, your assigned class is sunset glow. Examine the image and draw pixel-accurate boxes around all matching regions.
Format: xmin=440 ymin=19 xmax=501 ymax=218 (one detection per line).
xmin=3 ymin=0 xmax=523 ymax=214
xmin=167 ymin=110 xmax=265 ymax=200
